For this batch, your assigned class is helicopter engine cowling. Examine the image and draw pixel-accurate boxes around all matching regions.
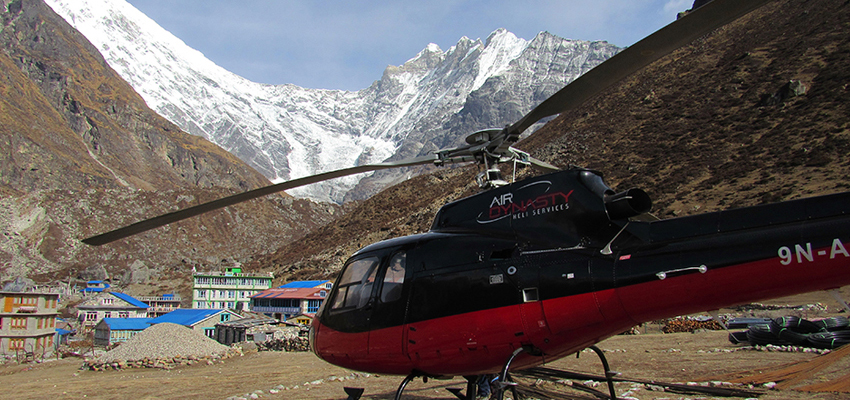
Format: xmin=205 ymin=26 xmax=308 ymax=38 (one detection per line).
xmin=604 ymin=188 xmax=652 ymax=220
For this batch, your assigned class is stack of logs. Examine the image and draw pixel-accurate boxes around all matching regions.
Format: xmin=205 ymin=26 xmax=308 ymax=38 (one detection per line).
xmin=662 ymin=317 xmax=725 ymax=333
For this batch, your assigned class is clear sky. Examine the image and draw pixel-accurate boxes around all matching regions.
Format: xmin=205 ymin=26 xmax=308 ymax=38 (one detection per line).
xmin=126 ymin=0 xmax=694 ymax=91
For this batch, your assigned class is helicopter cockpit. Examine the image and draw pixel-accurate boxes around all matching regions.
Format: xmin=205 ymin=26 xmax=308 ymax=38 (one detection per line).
xmin=329 ymin=251 xmax=407 ymax=312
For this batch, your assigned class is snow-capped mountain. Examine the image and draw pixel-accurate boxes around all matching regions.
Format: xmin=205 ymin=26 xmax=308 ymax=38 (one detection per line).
xmin=45 ymin=0 xmax=620 ymax=203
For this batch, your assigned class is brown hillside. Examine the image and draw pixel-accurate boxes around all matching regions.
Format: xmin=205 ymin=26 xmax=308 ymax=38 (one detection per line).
xmin=523 ymin=0 xmax=850 ymax=218
xmin=0 ymin=0 xmax=340 ymax=296
xmin=253 ymin=0 xmax=850 ymax=283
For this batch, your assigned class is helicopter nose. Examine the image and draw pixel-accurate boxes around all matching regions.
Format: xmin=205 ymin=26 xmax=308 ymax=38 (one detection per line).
xmin=309 ymin=321 xmax=322 ymax=359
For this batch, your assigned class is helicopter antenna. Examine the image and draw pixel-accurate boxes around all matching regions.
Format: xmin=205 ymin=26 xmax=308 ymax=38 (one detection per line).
xmin=601 ymin=222 xmax=629 ymax=256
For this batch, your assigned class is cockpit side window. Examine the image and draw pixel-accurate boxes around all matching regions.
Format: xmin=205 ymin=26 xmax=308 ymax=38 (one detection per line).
xmin=380 ymin=252 xmax=406 ymax=303
xmin=331 ymin=256 xmax=379 ymax=310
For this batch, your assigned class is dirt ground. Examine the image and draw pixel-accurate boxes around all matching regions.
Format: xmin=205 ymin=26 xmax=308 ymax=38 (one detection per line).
xmin=3 ymin=291 xmax=850 ymax=400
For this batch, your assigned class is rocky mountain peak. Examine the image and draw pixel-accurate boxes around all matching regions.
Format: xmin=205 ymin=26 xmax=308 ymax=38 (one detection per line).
xmin=45 ymin=0 xmax=621 ymax=203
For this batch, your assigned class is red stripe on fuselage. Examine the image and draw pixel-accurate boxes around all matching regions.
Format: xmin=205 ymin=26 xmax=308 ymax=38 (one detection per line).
xmin=618 ymin=242 xmax=850 ymax=323
xmin=313 ymin=291 xmax=635 ymax=376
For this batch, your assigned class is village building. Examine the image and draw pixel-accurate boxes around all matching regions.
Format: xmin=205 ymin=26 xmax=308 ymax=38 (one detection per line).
xmin=213 ymin=313 xmax=279 ymax=345
xmin=278 ymin=280 xmax=333 ymax=290
xmin=192 ymin=266 xmax=272 ymax=311
xmin=0 ymin=290 xmax=60 ymax=358
xmin=76 ymin=292 xmax=149 ymax=332
xmin=250 ymin=286 xmax=328 ymax=321
xmin=93 ymin=317 xmax=152 ymax=346
xmin=290 ymin=313 xmax=315 ymax=326
xmin=80 ymin=280 xmax=110 ymax=294
xmin=137 ymin=294 xmax=182 ymax=317
xmin=147 ymin=308 xmax=240 ymax=339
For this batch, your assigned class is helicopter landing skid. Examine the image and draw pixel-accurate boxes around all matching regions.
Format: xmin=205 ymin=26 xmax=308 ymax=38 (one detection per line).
xmin=490 ymin=345 xmax=535 ymax=400
xmin=586 ymin=345 xmax=619 ymax=400
xmin=343 ymin=386 xmax=365 ymax=400
xmin=490 ymin=345 xmax=619 ymax=400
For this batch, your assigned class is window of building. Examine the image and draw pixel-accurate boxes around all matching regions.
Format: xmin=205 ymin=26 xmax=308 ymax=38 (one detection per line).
xmin=102 ymin=298 xmax=114 ymax=305
xmin=307 ymin=300 xmax=321 ymax=313
xmin=9 ymin=338 xmax=24 ymax=350
xmin=197 ymin=289 xmax=207 ymax=298
xmin=86 ymin=312 xmax=98 ymax=321
xmin=119 ymin=312 xmax=129 ymax=318
xmin=220 ymin=313 xmax=230 ymax=322
xmin=14 ymin=296 xmax=36 ymax=307
xmin=10 ymin=317 xmax=26 ymax=330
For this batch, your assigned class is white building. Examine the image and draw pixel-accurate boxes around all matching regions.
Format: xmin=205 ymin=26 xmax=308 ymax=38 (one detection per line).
xmin=192 ymin=267 xmax=273 ymax=311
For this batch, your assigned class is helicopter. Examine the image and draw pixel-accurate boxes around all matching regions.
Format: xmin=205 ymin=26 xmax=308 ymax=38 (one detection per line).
xmin=82 ymin=0 xmax=850 ymax=398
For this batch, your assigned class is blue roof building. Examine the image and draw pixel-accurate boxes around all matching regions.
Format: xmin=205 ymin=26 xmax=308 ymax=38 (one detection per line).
xmin=112 ymin=292 xmax=150 ymax=309
xmin=76 ymin=292 xmax=149 ymax=332
xmin=94 ymin=317 xmax=153 ymax=346
xmin=148 ymin=309 xmax=240 ymax=338
xmin=277 ymin=280 xmax=332 ymax=289
xmin=81 ymin=280 xmax=111 ymax=293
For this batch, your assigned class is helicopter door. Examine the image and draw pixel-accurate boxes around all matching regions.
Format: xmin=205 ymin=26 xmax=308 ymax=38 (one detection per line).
xmin=322 ymin=256 xmax=382 ymax=359
xmin=366 ymin=252 xmax=410 ymax=359
xmin=514 ymin=256 xmax=550 ymax=344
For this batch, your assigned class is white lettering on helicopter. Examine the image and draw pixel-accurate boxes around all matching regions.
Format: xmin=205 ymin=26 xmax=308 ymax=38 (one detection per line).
xmin=486 ymin=190 xmax=574 ymax=221
xmin=513 ymin=203 xmax=570 ymax=220
xmin=490 ymin=193 xmax=513 ymax=208
xmin=778 ymin=238 xmax=849 ymax=265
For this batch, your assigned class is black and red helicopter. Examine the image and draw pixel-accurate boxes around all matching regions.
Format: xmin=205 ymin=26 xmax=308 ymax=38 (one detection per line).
xmin=84 ymin=0 xmax=850 ymax=398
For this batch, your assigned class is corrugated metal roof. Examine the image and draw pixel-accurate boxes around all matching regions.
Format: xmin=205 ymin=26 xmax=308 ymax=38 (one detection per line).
xmin=251 ymin=287 xmax=326 ymax=299
xmin=100 ymin=317 xmax=153 ymax=331
xmin=217 ymin=315 xmax=277 ymax=328
xmin=278 ymin=280 xmax=329 ymax=288
xmin=148 ymin=309 xmax=230 ymax=327
xmin=112 ymin=292 xmax=149 ymax=309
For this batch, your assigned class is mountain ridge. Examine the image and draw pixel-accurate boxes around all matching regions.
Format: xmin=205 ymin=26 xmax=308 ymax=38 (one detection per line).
xmin=45 ymin=0 xmax=621 ymax=203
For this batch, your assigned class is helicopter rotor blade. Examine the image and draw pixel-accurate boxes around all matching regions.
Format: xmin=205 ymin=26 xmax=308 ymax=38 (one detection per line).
xmin=495 ymin=0 xmax=773 ymax=154
xmin=83 ymin=155 xmax=440 ymax=246
xmin=528 ymin=156 xmax=559 ymax=173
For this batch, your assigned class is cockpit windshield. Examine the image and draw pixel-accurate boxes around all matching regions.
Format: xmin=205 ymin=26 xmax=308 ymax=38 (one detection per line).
xmin=331 ymin=256 xmax=379 ymax=310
